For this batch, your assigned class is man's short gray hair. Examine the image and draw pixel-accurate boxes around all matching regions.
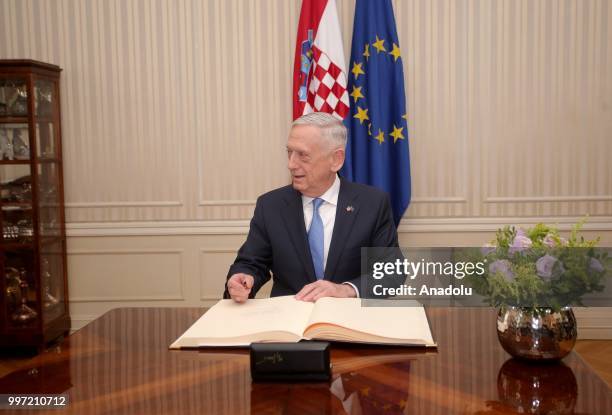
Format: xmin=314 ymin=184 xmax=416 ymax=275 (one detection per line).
xmin=291 ymin=112 xmax=347 ymax=151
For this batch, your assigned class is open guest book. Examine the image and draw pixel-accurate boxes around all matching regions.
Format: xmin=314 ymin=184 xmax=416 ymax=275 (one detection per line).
xmin=170 ymin=296 xmax=436 ymax=348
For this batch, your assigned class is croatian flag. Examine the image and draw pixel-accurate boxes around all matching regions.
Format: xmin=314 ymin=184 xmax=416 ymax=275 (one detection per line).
xmin=292 ymin=0 xmax=350 ymax=121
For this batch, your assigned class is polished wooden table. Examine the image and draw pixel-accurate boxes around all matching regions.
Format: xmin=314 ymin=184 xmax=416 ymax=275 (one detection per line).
xmin=0 ymin=307 xmax=610 ymax=414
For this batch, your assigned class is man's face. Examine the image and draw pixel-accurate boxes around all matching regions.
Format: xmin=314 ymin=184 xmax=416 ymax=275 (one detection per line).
xmin=287 ymin=124 xmax=344 ymax=197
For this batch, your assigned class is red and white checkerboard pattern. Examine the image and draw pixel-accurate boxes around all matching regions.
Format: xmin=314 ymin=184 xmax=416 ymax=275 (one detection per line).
xmin=304 ymin=46 xmax=350 ymax=120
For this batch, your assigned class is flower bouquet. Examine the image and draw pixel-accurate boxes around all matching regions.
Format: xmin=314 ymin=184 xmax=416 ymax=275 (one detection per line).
xmin=465 ymin=219 xmax=610 ymax=360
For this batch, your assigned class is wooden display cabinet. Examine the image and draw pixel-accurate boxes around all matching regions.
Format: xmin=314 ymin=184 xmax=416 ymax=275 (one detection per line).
xmin=0 ymin=60 xmax=70 ymax=351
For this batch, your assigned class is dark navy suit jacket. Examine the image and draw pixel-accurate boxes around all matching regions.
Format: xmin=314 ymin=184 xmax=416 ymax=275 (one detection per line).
xmin=224 ymin=178 xmax=399 ymax=298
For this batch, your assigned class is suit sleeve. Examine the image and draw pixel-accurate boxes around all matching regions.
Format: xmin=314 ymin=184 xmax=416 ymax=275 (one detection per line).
xmin=346 ymin=192 xmax=404 ymax=298
xmin=223 ymin=197 xmax=272 ymax=299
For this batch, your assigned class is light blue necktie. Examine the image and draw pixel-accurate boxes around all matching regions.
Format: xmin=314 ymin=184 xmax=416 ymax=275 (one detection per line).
xmin=308 ymin=198 xmax=325 ymax=280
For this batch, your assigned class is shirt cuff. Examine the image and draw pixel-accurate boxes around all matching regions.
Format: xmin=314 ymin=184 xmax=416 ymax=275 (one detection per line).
xmin=342 ymin=282 xmax=360 ymax=298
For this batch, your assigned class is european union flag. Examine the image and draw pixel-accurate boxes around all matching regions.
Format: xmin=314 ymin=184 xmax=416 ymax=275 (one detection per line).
xmin=341 ymin=0 xmax=411 ymax=226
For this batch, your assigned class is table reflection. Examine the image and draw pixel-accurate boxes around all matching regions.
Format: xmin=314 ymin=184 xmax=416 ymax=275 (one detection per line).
xmin=249 ymin=352 xmax=416 ymax=415
xmin=329 ymin=362 xmax=411 ymax=414
xmin=482 ymin=358 xmax=578 ymax=414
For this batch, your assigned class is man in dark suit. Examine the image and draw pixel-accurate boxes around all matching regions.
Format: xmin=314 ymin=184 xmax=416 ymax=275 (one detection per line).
xmin=225 ymin=112 xmax=399 ymax=302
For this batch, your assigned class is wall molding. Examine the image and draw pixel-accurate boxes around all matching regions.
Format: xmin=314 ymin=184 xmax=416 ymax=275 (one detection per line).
xmin=68 ymin=249 xmax=185 ymax=302
xmin=198 ymin=199 xmax=256 ymax=206
xmin=67 ymin=221 xmax=251 ymax=236
xmin=397 ymin=217 xmax=612 ymax=233
xmin=70 ymin=295 xmax=185 ymax=303
xmin=66 ymin=201 xmax=183 ymax=208
xmin=199 ymin=248 xmax=238 ymax=253
xmin=574 ymin=307 xmax=612 ymax=339
xmin=485 ymin=196 xmax=612 ymax=203
xmin=411 ymin=197 xmax=467 ymax=204
xmin=65 ymin=216 xmax=612 ymax=237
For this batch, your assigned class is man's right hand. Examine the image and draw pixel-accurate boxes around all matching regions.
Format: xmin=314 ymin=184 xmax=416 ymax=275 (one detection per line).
xmin=227 ymin=273 xmax=254 ymax=303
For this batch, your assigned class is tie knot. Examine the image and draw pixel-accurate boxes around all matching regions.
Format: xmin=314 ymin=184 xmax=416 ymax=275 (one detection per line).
xmin=312 ymin=198 xmax=324 ymax=212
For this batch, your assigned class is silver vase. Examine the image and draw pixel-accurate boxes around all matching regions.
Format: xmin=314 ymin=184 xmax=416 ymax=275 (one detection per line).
xmin=496 ymin=306 xmax=577 ymax=361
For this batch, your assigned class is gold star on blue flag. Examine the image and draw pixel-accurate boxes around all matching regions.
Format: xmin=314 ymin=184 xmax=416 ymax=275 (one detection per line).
xmin=341 ymin=0 xmax=411 ymax=226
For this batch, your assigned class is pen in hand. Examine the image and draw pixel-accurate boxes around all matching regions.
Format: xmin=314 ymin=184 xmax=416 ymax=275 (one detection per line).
xmin=227 ymin=273 xmax=254 ymax=303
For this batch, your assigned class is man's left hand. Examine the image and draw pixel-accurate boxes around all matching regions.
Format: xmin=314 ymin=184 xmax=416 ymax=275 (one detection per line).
xmin=295 ymin=280 xmax=357 ymax=302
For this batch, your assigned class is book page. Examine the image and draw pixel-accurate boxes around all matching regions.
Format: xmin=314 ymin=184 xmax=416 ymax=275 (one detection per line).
xmin=304 ymin=298 xmax=435 ymax=345
xmin=170 ymin=295 xmax=314 ymax=348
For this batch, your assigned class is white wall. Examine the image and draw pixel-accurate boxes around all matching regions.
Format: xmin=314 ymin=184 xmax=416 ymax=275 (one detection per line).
xmin=1 ymin=0 xmax=611 ymax=336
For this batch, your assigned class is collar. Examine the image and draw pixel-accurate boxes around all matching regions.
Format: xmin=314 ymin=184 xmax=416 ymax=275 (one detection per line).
xmin=302 ymin=175 xmax=340 ymax=208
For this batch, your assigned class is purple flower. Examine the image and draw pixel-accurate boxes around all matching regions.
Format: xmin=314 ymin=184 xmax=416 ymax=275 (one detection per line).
xmin=489 ymin=260 xmax=514 ymax=281
xmin=509 ymin=233 xmax=532 ymax=254
xmin=536 ymin=255 xmax=564 ymax=280
xmin=589 ymin=258 xmax=604 ymax=273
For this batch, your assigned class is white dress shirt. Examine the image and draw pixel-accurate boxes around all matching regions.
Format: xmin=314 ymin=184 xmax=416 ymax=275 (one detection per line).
xmin=301 ymin=175 xmax=359 ymax=296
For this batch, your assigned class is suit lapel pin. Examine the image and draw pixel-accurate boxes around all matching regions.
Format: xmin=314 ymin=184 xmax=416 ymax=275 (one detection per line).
xmin=345 ymin=205 xmax=354 ymax=213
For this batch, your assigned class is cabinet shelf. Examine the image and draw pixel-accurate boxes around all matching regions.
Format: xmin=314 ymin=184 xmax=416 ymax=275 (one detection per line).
xmin=1 ymin=203 xmax=32 ymax=209
xmin=0 ymin=116 xmax=28 ymax=124
xmin=1 ymin=241 xmax=34 ymax=250
xmin=0 ymin=159 xmax=30 ymax=165
xmin=0 ymin=158 xmax=61 ymax=165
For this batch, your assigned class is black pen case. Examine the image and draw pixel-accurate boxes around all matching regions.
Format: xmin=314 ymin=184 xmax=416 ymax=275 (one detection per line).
xmin=250 ymin=341 xmax=331 ymax=382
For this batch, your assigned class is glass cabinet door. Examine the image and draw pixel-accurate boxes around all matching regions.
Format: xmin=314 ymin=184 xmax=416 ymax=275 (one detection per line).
xmin=0 ymin=124 xmax=30 ymax=161
xmin=34 ymin=79 xmax=54 ymax=118
xmin=34 ymin=76 xmax=65 ymax=324
xmin=39 ymin=240 xmax=64 ymax=322
xmin=35 ymin=79 xmax=58 ymax=159
xmin=0 ymin=76 xmax=36 ymax=328
xmin=38 ymin=161 xmax=65 ymax=323
xmin=0 ymin=78 xmax=28 ymax=117
xmin=3 ymin=249 xmax=37 ymax=328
